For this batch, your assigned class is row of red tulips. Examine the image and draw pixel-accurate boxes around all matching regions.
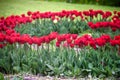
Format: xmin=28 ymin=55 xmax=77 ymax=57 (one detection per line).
xmin=0 ymin=31 xmax=120 ymax=50
xmin=0 ymin=9 xmax=120 ymax=31
xmin=88 ymin=20 xmax=120 ymax=31
xmin=0 ymin=10 xmax=120 ymax=50
xmin=88 ymin=12 xmax=120 ymax=31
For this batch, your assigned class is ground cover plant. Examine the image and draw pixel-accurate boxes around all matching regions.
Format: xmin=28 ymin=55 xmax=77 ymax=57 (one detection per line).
xmin=0 ymin=9 xmax=120 ymax=79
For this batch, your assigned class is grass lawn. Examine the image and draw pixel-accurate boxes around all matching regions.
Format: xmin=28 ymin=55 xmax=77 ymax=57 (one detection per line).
xmin=0 ymin=0 xmax=120 ymax=17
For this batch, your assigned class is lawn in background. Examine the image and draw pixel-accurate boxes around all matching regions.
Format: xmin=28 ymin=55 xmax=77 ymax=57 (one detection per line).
xmin=0 ymin=0 xmax=120 ymax=17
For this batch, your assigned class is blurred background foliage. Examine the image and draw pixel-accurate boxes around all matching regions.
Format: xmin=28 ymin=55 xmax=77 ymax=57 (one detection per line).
xmin=45 ymin=0 xmax=120 ymax=7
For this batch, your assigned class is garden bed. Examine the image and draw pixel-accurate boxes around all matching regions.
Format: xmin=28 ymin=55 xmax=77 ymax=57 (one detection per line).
xmin=0 ymin=9 xmax=120 ymax=79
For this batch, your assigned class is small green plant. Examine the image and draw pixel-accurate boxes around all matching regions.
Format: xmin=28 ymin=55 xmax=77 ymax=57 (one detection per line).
xmin=0 ymin=72 xmax=4 ymax=80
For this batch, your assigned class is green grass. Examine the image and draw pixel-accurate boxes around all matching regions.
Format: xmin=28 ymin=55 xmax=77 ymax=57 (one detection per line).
xmin=0 ymin=0 xmax=120 ymax=17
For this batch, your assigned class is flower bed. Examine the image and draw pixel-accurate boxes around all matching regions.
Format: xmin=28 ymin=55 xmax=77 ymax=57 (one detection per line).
xmin=0 ymin=9 xmax=120 ymax=78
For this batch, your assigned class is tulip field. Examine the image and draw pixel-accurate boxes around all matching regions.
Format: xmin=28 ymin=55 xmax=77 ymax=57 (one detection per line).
xmin=0 ymin=9 xmax=120 ymax=79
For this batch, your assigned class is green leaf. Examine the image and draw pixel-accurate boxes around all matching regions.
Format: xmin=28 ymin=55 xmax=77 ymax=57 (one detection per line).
xmin=82 ymin=69 xmax=91 ymax=72
xmin=0 ymin=72 xmax=4 ymax=80
xmin=13 ymin=66 xmax=21 ymax=73
xmin=88 ymin=63 xmax=93 ymax=69
xmin=99 ymin=74 xmax=106 ymax=78
xmin=46 ymin=64 xmax=54 ymax=71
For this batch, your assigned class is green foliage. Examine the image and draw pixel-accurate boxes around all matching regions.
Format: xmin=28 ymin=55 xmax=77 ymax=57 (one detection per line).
xmin=47 ymin=0 xmax=120 ymax=6
xmin=15 ymin=18 xmax=89 ymax=36
xmin=0 ymin=72 xmax=4 ymax=80
xmin=0 ymin=43 xmax=120 ymax=78
xmin=98 ymin=0 xmax=120 ymax=6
